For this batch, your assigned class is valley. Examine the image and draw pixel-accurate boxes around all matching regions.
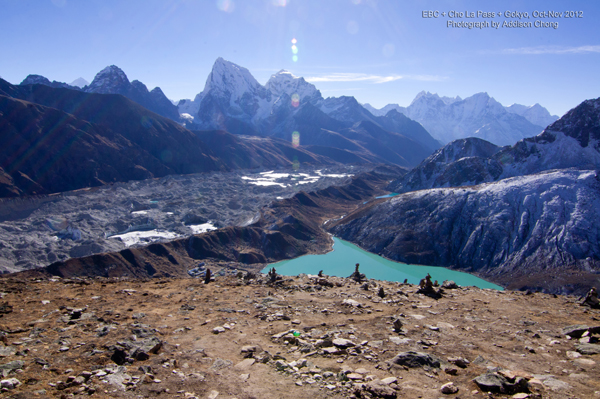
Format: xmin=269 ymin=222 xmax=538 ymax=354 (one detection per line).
xmin=0 ymin=166 xmax=362 ymax=274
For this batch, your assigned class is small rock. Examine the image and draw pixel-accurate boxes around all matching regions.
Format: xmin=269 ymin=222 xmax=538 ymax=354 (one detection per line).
xmin=333 ymin=338 xmax=355 ymax=348
xmin=440 ymin=382 xmax=459 ymax=394
xmin=233 ymin=358 xmax=255 ymax=371
xmin=347 ymin=373 xmax=364 ymax=380
xmin=212 ymin=327 xmax=226 ymax=334
xmin=0 ymin=378 xmax=21 ymax=389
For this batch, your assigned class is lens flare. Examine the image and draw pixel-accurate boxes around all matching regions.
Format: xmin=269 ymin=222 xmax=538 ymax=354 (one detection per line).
xmin=217 ymin=0 xmax=235 ymax=13
xmin=291 ymin=38 xmax=297 ymax=44
xmin=292 ymin=131 xmax=300 ymax=147
xmin=291 ymin=45 xmax=298 ymax=54
xmin=292 ymin=156 xmax=300 ymax=171
xmin=291 ymin=94 xmax=300 ymax=108
xmin=272 ymin=0 xmax=287 ymax=6
xmin=292 ymin=55 xmax=298 ymax=62
xmin=347 ymin=20 xmax=359 ymax=34
xmin=382 ymin=43 xmax=395 ymax=58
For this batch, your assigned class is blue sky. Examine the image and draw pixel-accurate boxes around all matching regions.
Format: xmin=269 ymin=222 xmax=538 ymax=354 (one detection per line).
xmin=1 ymin=0 xmax=598 ymax=116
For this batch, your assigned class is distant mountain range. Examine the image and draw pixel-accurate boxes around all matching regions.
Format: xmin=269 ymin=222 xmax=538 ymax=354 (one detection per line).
xmin=15 ymin=58 xmax=561 ymax=155
xmin=0 ymin=78 xmax=348 ymax=198
xmin=364 ymin=92 xmax=559 ymax=146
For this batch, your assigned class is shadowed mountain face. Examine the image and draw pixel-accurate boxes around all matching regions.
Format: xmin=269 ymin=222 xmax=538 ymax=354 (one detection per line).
xmin=19 ymin=66 xmax=180 ymax=121
xmin=1 ymin=78 xmax=228 ymax=196
xmin=192 ymin=129 xmax=334 ymax=169
xmin=0 ymin=95 xmax=172 ymax=196
xmin=0 ymin=78 xmax=404 ymax=198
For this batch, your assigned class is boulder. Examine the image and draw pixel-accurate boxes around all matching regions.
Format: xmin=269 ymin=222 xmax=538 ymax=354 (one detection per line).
xmin=364 ymin=380 xmax=397 ymax=398
xmin=389 ymin=351 xmax=441 ymax=369
xmin=473 ymin=372 xmax=529 ymax=394
xmin=576 ymin=343 xmax=600 ymax=355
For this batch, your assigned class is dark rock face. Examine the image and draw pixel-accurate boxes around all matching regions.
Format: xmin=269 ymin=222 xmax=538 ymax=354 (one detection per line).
xmin=473 ymin=372 xmax=529 ymax=394
xmin=21 ymin=75 xmax=77 ymax=90
xmin=388 ymin=137 xmax=502 ymax=193
xmin=544 ymin=98 xmax=600 ymax=149
xmin=19 ymin=67 xmax=180 ymax=121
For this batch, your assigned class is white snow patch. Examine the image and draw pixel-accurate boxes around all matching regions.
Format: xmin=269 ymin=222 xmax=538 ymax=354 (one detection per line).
xmin=189 ymin=223 xmax=217 ymax=234
xmin=110 ymin=230 xmax=182 ymax=247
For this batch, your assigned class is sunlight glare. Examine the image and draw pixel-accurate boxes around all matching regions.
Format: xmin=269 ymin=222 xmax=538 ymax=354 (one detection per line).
xmin=292 ymin=131 xmax=300 ymax=148
xmin=291 ymin=94 xmax=300 ymax=107
xmin=216 ymin=0 xmax=235 ymax=13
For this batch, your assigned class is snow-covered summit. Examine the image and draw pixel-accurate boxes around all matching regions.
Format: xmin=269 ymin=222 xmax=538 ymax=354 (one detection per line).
xmin=86 ymin=65 xmax=130 ymax=94
xmin=506 ymin=103 xmax=559 ymax=128
xmin=199 ymin=57 xmax=268 ymax=102
xmin=265 ymin=69 xmax=322 ymax=104
xmin=193 ymin=58 xmax=272 ymax=128
xmin=70 ymin=77 xmax=89 ymax=88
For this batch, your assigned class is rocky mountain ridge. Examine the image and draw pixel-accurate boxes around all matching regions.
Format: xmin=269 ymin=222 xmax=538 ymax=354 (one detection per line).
xmin=19 ymin=66 xmax=180 ymax=121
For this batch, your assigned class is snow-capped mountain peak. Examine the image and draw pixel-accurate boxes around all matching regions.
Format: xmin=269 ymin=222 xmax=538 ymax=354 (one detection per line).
xmin=506 ymin=103 xmax=559 ymax=128
xmin=86 ymin=65 xmax=130 ymax=94
xmin=70 ymin=77 xmax=89 ymax=88
xmin=201 ymin=57 xmax=266 ymax=101
xmin=265 ymin=69 xmax=321 ymax=104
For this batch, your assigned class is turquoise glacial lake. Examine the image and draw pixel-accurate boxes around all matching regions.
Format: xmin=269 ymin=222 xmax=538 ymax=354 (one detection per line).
xmin=262 ymin=237 xmax=503 ymax=290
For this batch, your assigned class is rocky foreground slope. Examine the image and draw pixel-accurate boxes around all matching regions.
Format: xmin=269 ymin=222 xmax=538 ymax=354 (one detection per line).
xmin=0 ymin=272 xmax=598 ymax=398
